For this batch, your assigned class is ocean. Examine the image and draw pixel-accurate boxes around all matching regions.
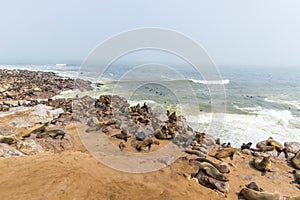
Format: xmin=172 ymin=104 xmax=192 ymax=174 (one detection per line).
xmin=1 ymin=64 xmax=299 ymax=147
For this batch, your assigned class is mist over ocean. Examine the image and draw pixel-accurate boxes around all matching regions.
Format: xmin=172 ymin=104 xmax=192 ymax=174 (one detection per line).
xmin=1 ymin=64 xmax=299 ymax=147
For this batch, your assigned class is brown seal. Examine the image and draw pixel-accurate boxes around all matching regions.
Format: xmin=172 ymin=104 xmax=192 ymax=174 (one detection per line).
xmin=215 ymin=147 xmax=238 ymax=160
xmin=30 ymin=122 xmax=49 ymax=135
xmin=189 ymin=160 xmax=228 ymax=181
xmin=239 ymin=188 xmax=280 ymax=200
xmin=136 ymin=138 xmax=160 ymax=151
xmin=36 ymin=129 xmax=65 ymax=139
xmin=291 ymin=151 xmax=300 ymax=170
xmin=196 ymin=157 xmax=230 ymax=173
xmin=195 ymin=170 xmax=229 ymax=193
xmin=119 ymin=141 xmax=126 ymax=151
xmin=253 ymin=156 xmax=272 ymax=176
xmin=245 ymin=182 xmax=264 ymax=192
xmin=258 ymin=145 xmax=275 ymax=152
xmin=185 ymin=150 xmax=206 ymax=158
xmin=111 ymin=128 xmax=131 ymax=142
xmin=267 ymin=137 xmax=283 ymax=152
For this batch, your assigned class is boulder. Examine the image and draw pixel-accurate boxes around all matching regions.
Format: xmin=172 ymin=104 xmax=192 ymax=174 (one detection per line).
xmin=0 ymin=143 xmax=23 ymax=158
xmin=285 ymin=142 xmax=300 ymax=154
xmin=17 ymin=139 xmax=44 ymax=155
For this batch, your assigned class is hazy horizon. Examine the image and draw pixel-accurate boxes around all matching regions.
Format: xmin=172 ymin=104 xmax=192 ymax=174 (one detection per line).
xmin=1 ymin=0 xmax=300 ymax=68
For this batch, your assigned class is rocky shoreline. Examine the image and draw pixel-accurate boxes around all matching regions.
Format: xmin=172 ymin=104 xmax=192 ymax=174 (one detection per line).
xmin=0 ymin=69 xmax=299 ymax=199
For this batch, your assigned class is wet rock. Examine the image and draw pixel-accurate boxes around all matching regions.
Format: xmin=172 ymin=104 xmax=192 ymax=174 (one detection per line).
xmin=285 ymin=142 xmax=300 ymax=154
xmin=0 ymin=143 xmax=23 ymax=158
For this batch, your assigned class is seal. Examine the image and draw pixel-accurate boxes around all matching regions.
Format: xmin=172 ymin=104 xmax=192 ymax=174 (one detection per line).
xmin=195 ymin=170 xmax=229 ymax=193
xmin=0 ymin=136 xmax=17 ymax=146
xmin=258 ymin=145 xmax=275 ymax=152
xmin=154 ymin=129 xmax=167 ymax=140
xmin=287 ymin=196 xmax=300 ymax=200
xmin=196 ymin=157 xmax=230 ymax=173
xmin=245 ymin=182 xmax=264 ymax=192
xmin=136 ymin=138 xmax=160 ymax=151
xmin=215 ymin=147 xmax=238 ymax=160
xmin=241 ymin=142 xmax=253 ymax=150
xmin=291 ymin=151 xmax=300 ymax=170
xmin=119 ymin=141 xmax=126 ymax=151
xmin=111 ymin=128 xmax=131 ymax=142
xmin=36 ymin=129 xmax=65 ymax=139
xmin=253 ymin=156 xmax=272 ymax=176
xmin=267 ymin=137 xmax=283 ymax=152
xmin=30 ymin=122 xmax=49 ymax=135
xmin=189 ymin=160 xmax=228 ymax=181
xmin=185 ymin=149 xmax=206 ymax=158
xmin=239 ymin=188 xmax=280 ymax=200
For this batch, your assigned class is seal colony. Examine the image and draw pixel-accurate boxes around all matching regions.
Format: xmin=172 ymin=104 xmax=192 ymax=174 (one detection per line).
xmin=0 ymin=69 xmax=300 ymax=199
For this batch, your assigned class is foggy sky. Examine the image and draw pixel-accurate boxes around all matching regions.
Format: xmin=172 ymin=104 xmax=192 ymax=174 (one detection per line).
xmin=0 ymin=0 xmax=300 ymax=67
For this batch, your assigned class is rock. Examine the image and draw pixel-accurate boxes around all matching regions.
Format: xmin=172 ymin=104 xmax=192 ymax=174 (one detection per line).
xmin=0 ymin=143 xmax=23 ymax=158
xmin=86 ymin=117 xmax=99 ymax=127
xmin=136 ymin=131 xmax=146 ymax=141
xmin=37 ymin=133 xmax=73 ymax=153
xmin=256 ymin=140 xmax=268 ymax=148
xmin=0 ymin=126 xmax=17 ymax=136
xmin=285 ymin=142 xmax=300 ymax=154
xmin=202 ymin=134 xmax=216 ymax=147
xmin=241 ymin=149 xmax=252 ymax=155
xmin=17 ymin=139 xmax=44 ymax=155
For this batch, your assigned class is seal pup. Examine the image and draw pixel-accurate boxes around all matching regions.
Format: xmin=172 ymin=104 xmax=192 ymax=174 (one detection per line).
xmin=239 ymin=188 xmax=280 ymax=200
xmin=291 ymin=151 xmax=300 ymax=170
xmin=189 ymin=160 xmax=228 ymax=181
xmin=214 ymin=147 xmax=238 ymax=160
xmin=196 ymin=157 xmax=230 ymax=173
xmin=252 ymin=156 xmax=272 ymax=176
xmin=136 ymin=138 xmax=160 ymax=151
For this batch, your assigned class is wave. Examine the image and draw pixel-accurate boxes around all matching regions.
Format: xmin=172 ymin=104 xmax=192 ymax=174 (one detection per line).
xmin=185 ymin=109 xmax=300 ymax=147
xmin=264 ymin=98 xmax=300 ymax=110
xmin=190 ymin=79 xmax=230 ymax=85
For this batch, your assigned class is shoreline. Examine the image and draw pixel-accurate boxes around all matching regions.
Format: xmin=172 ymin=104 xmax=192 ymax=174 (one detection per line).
xmin=0 ymin=69 xmax=299 ymax=199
